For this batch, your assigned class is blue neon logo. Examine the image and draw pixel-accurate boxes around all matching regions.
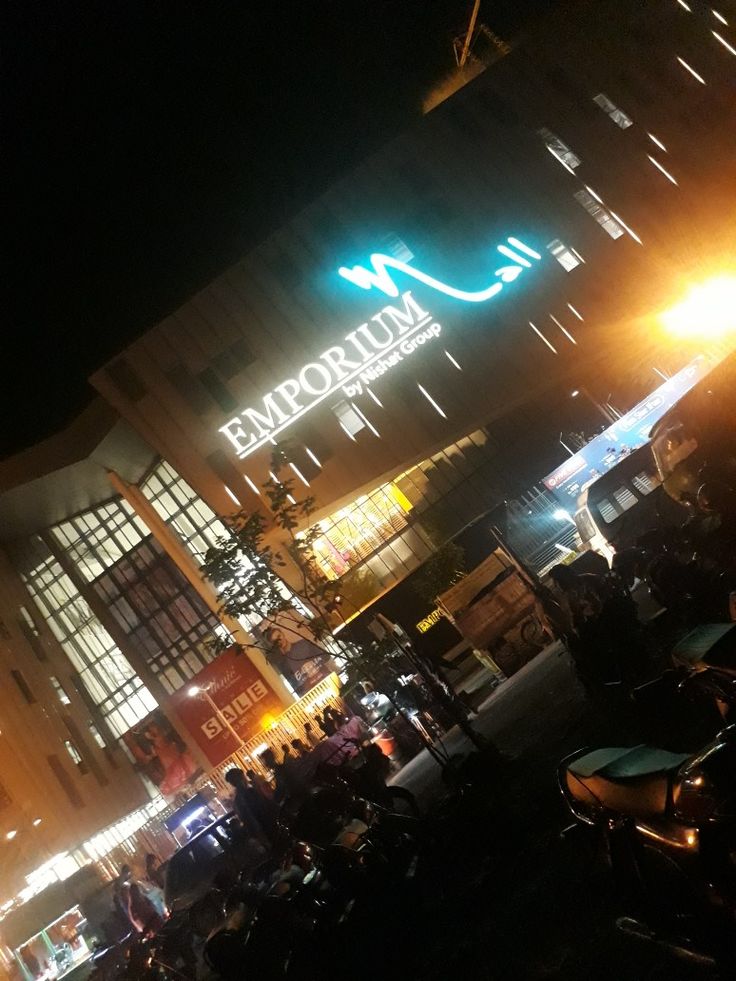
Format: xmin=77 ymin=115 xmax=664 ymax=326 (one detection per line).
xmin=338 ymin=237 xmax=541 ymax=302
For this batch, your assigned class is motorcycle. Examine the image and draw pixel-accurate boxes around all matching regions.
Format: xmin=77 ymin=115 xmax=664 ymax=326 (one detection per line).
xmin=559 ymin=727 xmax=736 ymax=970
xmin=631 ymin=623 xmax=736 ymax=749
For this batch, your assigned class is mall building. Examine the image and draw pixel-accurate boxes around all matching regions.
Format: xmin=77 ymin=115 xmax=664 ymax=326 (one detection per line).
xmin=0 ymin=0 xmax=734 ymax=949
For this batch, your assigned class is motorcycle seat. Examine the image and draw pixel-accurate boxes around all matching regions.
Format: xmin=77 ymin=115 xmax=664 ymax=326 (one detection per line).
xmin=565 ymin=745 xmax=690 ymax=819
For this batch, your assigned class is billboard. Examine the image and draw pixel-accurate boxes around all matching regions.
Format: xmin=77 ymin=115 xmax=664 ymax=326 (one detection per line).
xmin=257 ymin=611 xmax=336 ymax=697
xmin=122 ymin=708 xmax=200 ymax=797
xmin=173 ymin=646 xmax=283 ymax=767
xmin=543 ymin=356 xmax=715 ymax=503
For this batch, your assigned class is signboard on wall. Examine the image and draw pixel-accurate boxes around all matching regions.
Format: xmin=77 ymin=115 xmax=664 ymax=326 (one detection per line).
xmin=219 ymin=237 xmax=542 ymax=457
xmin=542 ymin=356 xmax=715 ymax=502
xmin=122 ymin=709 xmax=200 ymax=797
xmin=174 ymin=646 xmax=283 ymax=767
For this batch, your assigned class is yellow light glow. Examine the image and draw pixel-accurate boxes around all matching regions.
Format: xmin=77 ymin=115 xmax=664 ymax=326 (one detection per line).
xmin=660 ymin=276 xmax=736 ymax=340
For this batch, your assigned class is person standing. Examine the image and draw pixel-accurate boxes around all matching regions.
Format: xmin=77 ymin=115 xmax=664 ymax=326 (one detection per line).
xmin=225 ymin=768 xmax=269 ymax=843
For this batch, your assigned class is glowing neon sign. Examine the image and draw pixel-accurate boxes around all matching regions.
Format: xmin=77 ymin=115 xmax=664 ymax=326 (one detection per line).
xmin=338 ymin=237 xmax=541 ymax=300
xmin=219 ymin=236 xmax=541 ymax=458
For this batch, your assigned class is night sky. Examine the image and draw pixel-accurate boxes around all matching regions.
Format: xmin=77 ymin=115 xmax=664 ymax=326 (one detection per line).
xmin=5 ymin=1 xmax=549 ymax=457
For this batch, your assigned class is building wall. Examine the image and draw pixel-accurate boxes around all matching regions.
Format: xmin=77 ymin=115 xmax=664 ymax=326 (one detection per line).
xmin=0 ymin=548 xmax=148 ymax=897
xmin=88 ymin=0 xmax=736 ymax=543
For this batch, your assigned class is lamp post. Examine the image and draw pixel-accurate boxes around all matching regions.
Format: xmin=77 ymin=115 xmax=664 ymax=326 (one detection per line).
xmin=553 ymin=508 xmax=578 ymax=528
xmin=188 ymin=685 xmax=243 ymax=752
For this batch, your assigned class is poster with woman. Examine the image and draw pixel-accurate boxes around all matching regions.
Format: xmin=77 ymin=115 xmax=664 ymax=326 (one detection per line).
xmin=122 ymin=709 xmax=200 ymax=796
xmin=258 ymin=612 xmax=337 ymax=697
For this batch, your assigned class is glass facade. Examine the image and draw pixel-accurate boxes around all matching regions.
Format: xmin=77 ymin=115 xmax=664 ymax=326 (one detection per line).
xmin=21 ymin=461 xmax=233 ymax=739
xmin=303 ymin=428 xmax=507 ymax=611
xmin=50 ymin=496 xmax=221 ymax=695
xmin=23 ymin=548 xmax=157 ymax=738
xmin=140 ymin=459 xmax=229 ymax=564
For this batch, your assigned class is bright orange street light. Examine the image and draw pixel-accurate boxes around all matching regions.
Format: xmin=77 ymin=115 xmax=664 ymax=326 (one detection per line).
xmin=660 ymin=276 xmax=736 ymax=340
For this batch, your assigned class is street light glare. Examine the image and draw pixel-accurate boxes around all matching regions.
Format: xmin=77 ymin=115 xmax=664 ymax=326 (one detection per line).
xmin=187 ymin=686 xmax=201 ymax=697
xmin=660 ymin=276 xmax=736 ymax=340
xmin=553 ymin=509 xmax=571 ymax=521
xmin=6 ymin=830 xmax=17 ymax=841
xmin=570 ymin=389 xmax=580 ymax=397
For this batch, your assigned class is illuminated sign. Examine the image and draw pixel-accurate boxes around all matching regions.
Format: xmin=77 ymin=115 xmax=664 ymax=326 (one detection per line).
xmin=338 ymin=237 xmax=541 ymax=301
xmin=543 ymin=356 xmax=715 ymax=500
xmin=416 ymin=608 xmax=443 ymax=634
xmin=220 ymin=237 xmax=540 ymax=457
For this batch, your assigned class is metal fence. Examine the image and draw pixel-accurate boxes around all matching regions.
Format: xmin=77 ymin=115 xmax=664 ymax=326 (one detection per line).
xmin=504 ymin=484 xmax=581 ymax=577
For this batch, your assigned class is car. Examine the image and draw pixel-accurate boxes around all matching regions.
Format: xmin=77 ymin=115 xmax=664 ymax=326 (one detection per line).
xmin=164 ymin=813 xmax=267 ymax=913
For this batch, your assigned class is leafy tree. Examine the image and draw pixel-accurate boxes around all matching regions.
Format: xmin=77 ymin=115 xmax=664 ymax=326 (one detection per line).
xmin=202 ymin=446 xmax=487 ymax=758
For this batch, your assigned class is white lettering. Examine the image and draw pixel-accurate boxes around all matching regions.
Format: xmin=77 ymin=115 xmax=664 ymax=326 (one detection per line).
xmin=320 ymin=346 xmax=360 ymax=380
xmin=219 ymin=418 xmax=255 ymax=455
xmin=243 ymin=392 xmax=291 ymax=439
xmin=344 ymin=328 xmax=373 ymax=360
xmin=201 ymin=717 xmax=223 ymax=740
xmin=356 ymin=320 xmax=394 ymax=351
xmin=248 ymin=680 xmax=268 ymax=701
xmin=370 ymin=291 xmax=430 ymax=335
xmin=399 ymin=322 xmax=441 ymax=355
xmin=273 ymin=379 xmax=302 ymax=415
xmin=298 ymin=362 xmax=333 ymax=395
xmin=231 ymin=692 xmax=253 ymax=715
xmin=222 ymin=292 xmax=447 ymax=457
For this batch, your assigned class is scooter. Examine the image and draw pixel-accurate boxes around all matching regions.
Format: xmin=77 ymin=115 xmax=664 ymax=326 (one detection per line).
xmin=559 ymin=727 xmax=736 ymax=970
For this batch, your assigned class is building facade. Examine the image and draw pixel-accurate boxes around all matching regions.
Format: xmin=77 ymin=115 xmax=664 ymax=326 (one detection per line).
xmin=0 ymin=0 xmax=734 ymax=917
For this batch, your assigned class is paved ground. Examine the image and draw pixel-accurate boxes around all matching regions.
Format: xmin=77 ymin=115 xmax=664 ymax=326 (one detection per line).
xmin=381 ymin=644 xmax=720 ymax=981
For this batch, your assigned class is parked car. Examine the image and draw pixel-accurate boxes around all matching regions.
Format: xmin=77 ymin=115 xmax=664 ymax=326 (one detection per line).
xmin=164 ymin=813 xmax=267 ymax=913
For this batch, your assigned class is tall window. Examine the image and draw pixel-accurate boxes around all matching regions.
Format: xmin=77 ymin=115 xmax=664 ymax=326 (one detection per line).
xmin=140 ymin=460 xmax=229 ymax=564
xmin=23 ymin=549 xmax=157 ymax=738
xmin=50 ymin=498 xmax=221 ymax=695
xmin=573 ymin=189 xmax=624 ymax=239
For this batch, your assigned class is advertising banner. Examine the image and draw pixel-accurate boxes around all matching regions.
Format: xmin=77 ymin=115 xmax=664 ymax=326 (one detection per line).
xmin=173 ymin=646 xmax=283 ymax=767
xmin=542 ymin=356 xmax=714 ymax=502
xmin=258 ymin=612 xmax=337 ymax=697
xmin=122 ymin=708 xmax=200 ymax=797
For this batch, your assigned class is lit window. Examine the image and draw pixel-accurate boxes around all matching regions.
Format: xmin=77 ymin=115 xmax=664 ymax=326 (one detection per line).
xmin=547 ymin=239 xmax=580 ymax=272
xmin=50 ymin=676 xmax=72 ymax=706
xmin=19 ymin=605 xmax=39 ymax=635
xmin=332 ymin=401 xmax=365 ymax=439
xmin=593 ymin=93 xmax=633 ymax=129
xmin=573 ymin=189 xmax=624 ymax=239
xmin=64 ymin=740 xmax=83 ymax=766
xmin=88 ymin=723 xmax=107 ymax=748
xmin=538 ymin=128 xmax=581 ymax=170
xmin=305 ymin=484 xmax=413 ymax=580
xmin=381 ymin=234 xmax=414 ymax=263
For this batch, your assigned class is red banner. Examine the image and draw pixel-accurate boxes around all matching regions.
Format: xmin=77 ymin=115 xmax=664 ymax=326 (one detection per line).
xmin=174 ymin=646 xmax=283 ymax=766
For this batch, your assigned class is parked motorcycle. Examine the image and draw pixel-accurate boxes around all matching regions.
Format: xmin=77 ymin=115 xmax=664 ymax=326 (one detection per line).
xmin=559 ymin=728 xmax=736 ymax=970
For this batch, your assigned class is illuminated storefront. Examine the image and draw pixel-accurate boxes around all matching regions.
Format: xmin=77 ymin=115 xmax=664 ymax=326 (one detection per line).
xmin=14 ymin=907 xmax=90 ymax=981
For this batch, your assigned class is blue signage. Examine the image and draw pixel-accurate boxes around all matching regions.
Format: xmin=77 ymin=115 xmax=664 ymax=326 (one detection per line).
xmin=543 ymin=356 xmax=715 ymax=502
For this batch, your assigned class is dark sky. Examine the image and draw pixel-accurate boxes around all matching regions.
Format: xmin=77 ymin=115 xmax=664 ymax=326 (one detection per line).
xmin=5 ymin=1 xmax=547 ymax=457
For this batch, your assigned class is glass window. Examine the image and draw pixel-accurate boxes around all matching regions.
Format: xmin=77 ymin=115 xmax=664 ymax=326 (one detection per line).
xmin=573 ymin=189 xmax=625 ymax=239
xmin=23 ymin=548 xmax=156 ymax=738
xmin=50 ymin=676 xmax=72 ymax=706
xmin=593 ymin=93 xmax=633 ymax=129
xmin=332 ymin=401 xmax=365 ymax=439
xmin=539 ymin=127 xmax=581 ymax=170
xmin=140 ymin=460 xmax=229 ymax=564
xmin=547 ymin=239 xmax=580 ymax=271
